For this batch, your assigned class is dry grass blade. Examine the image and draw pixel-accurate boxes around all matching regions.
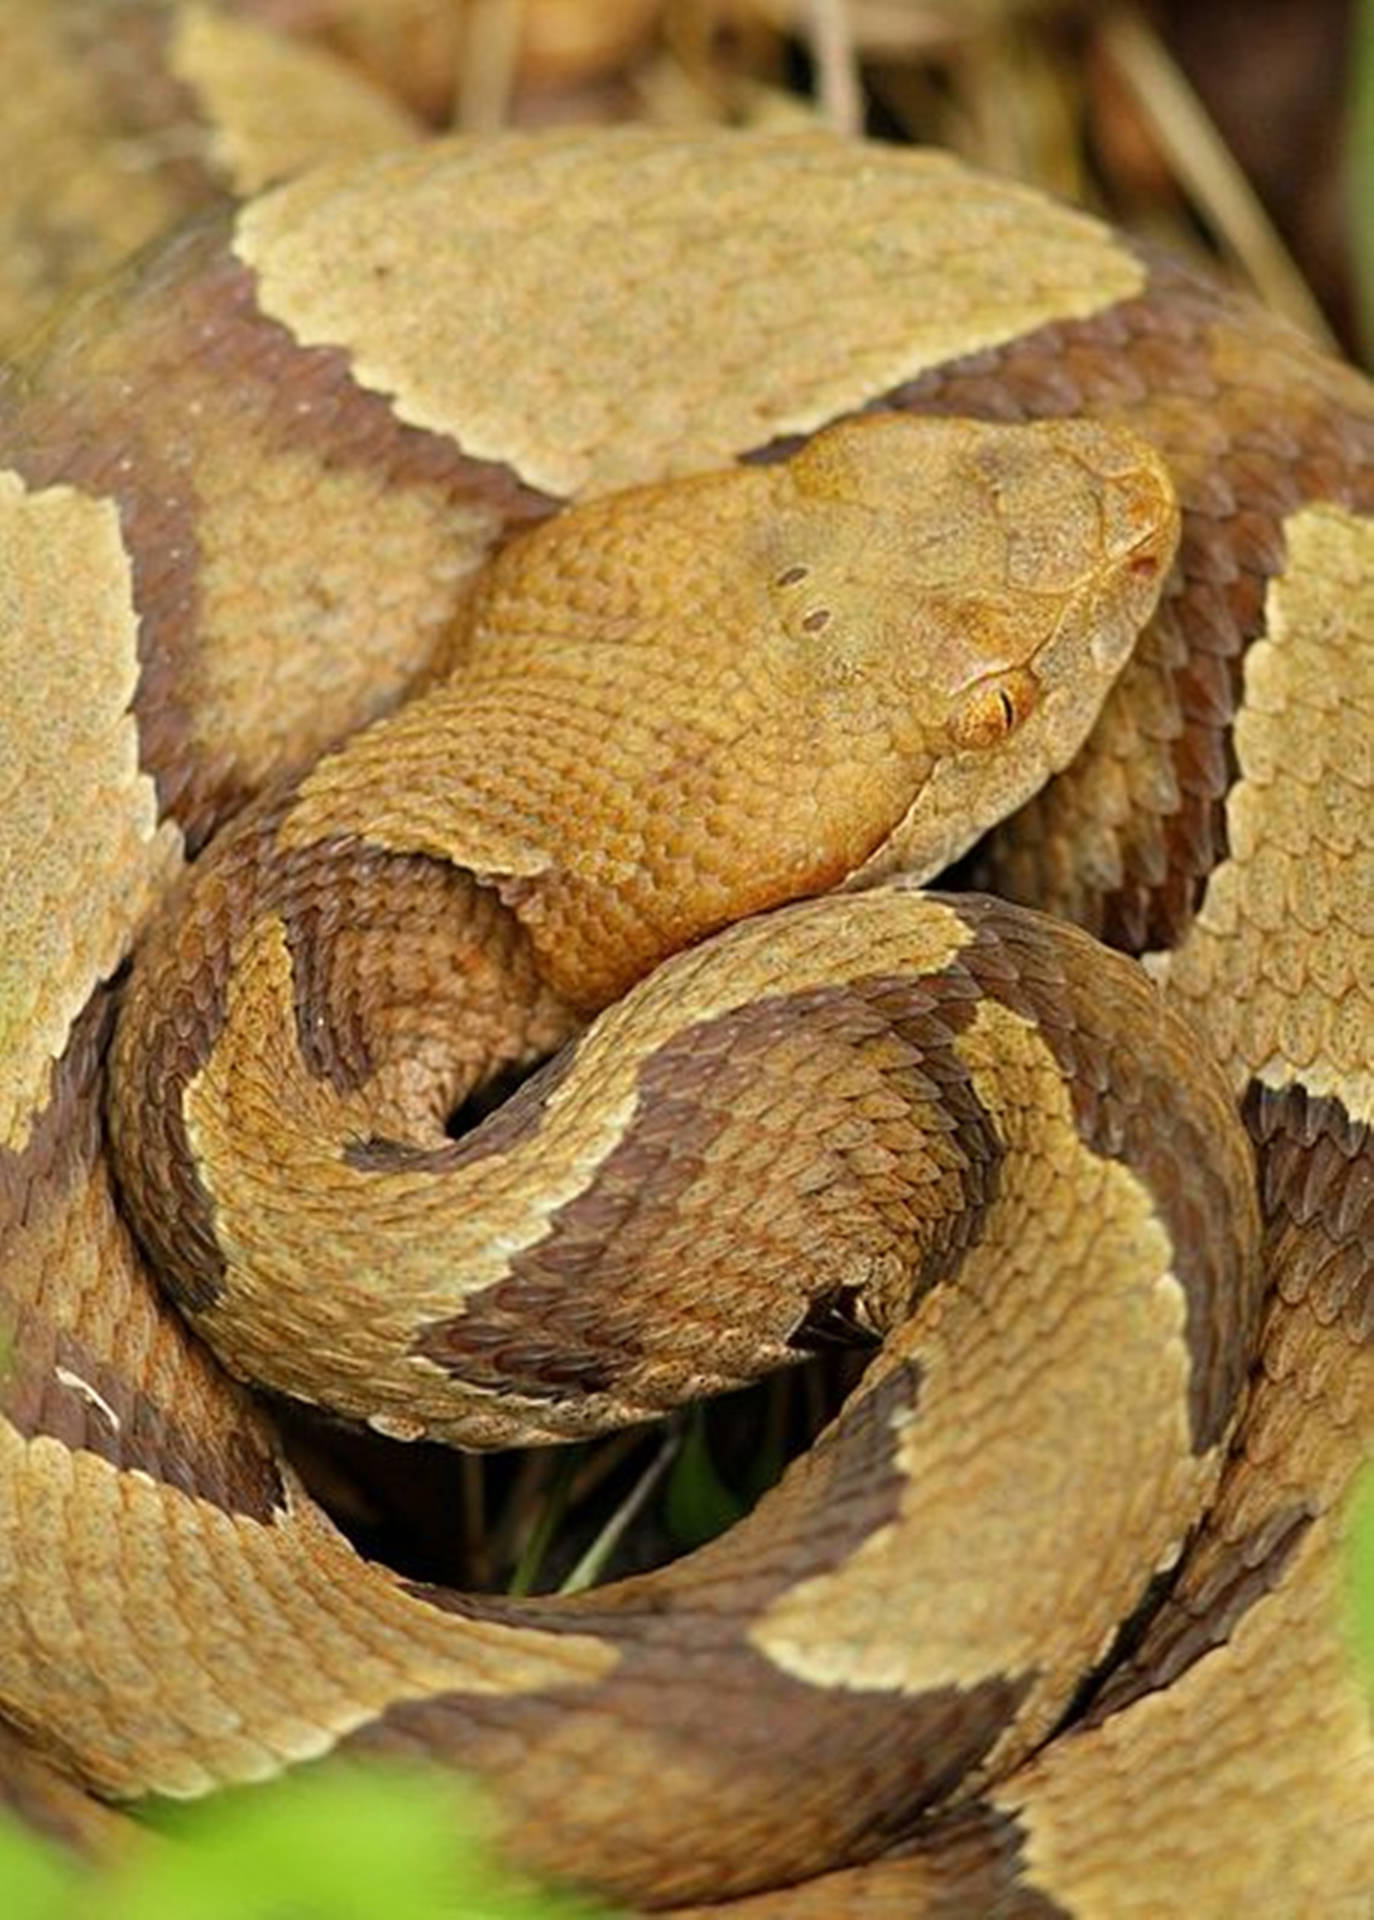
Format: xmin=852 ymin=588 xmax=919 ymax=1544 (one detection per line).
xmin=561 ymin=1427 xmax=684 ymax=1593
xmin=1096 ymin=3 xmax=1337 ymax=347
xmin=802 ymin=0 xmax=864 ymax=134
xmin=507 ymin=1448 xmax=581 ymax=1595
xmin=456 ymin=0 xmax=524 ymax=130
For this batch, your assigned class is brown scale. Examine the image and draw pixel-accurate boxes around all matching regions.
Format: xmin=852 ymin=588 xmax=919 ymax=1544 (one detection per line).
xmin=283 ymin=894 xmax=1258 ymax=1902
xmin=412 ymin=974 xmax=1008 ymax=1407
xmin=1086 ymin=1083 xmax=1373 ymax=1717
xmin=413 ymin=898 xmax=1256 ymax=1445
xmin=350 ymin=1366 xmax=1040 ymax=1906
xmin=106 ymin=787 xmax=575 ymax=1315
xmin=0 ymin=1716 xmax=133 ymax=1857
xmin=661 ymin=1802 xmax=1072 ymax=1919
xmin=0 ymin=0 xmax=441 ymax=352
xmin=949 ymin=897 xmax=1259 ymax=1448
xmin=0 ymin=214 xmax=554 ymax=844
xmin=0 ymin=993 xmax=284 ymax=1519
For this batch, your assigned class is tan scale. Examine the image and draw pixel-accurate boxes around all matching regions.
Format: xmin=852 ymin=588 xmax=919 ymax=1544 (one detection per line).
xmin=995 ymin=1519 xmax=1374 ymax=1914
xmin=0 ymin=475 xmax=180 ymax=1150
xmin=234 ymin=132 xmax=1147 ymax=498
xmin=183 ymin=419 xmax=506 ymax=801
xmin=0 ymin=1014 xmax=617 ymax=1805
xmin=0 ymin=4 xmax=185 ymax=352
xmin=1 ymin=1435 xmax=619 ymax=1798
xmin=1160 ymin=501 xmax=1374 ymax=1120
xmin=167 ymin=3 xmax=420 ymax=197
xmin=750 ymin=998 xmax=1221 ymax=1748
xmin=0 ymin=0 xmax=429 ymax=356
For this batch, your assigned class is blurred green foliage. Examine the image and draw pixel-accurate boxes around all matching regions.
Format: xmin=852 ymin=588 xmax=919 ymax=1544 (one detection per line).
xmin=1348 ymin=1465 xmax=1374 ymax=1700
xmin=1352 ymin=0 xmax=1374 ymax=360
xmin=664 ymin=1405 xmax=748 ymax=1550
xmin=0 ymin=1766 xmax=616 ymax=1920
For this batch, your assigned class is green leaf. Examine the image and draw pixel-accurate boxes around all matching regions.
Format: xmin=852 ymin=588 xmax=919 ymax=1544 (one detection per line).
xmin=1347 ymin=1464 xmax=1374 ymax=1701
xmin=664 ymin=1406 xmax=747 ymax=1550
xmin=1350 ymin=0 xmax=1374 ymax=363
xmin=3 ymin=1766 xmax=617 ymax=1920
xmin=0 ymin=1812 xmax=78 ymax=1919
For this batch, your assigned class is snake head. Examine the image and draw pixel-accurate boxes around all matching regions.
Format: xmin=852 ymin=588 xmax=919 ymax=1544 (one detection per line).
xmin=759 ymin=410 xmax=1180 ymax=889
xmin=279 ymin=406 xmax=1179 ymax=1008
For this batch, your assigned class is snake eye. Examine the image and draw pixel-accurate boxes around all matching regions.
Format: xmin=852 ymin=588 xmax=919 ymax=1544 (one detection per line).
xmin=948 ymin=669 xmax=1038 ymax=750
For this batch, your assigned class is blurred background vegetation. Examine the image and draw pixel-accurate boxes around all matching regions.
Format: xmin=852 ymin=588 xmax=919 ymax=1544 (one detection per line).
xmin=317 ymin=0 xmax=1372 ymax=361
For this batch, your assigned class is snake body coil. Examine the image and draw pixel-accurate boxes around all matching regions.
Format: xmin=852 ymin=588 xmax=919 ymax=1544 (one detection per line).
xmin=0 ymin=130 xmax=1371 ymax=1914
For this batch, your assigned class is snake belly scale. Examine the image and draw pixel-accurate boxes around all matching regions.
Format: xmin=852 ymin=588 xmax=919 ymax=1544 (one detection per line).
xmin=0 ymin=129 xmax=1370 ymax=1915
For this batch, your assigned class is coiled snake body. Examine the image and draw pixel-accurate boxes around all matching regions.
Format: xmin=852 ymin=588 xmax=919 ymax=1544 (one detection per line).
xmin=1 ymin=130 xmax=1371 ymax=1914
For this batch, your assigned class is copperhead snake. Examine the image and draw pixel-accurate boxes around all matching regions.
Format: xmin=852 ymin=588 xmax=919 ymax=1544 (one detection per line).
xmin=0 ymin=112 xmax=1371 ymax=1917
